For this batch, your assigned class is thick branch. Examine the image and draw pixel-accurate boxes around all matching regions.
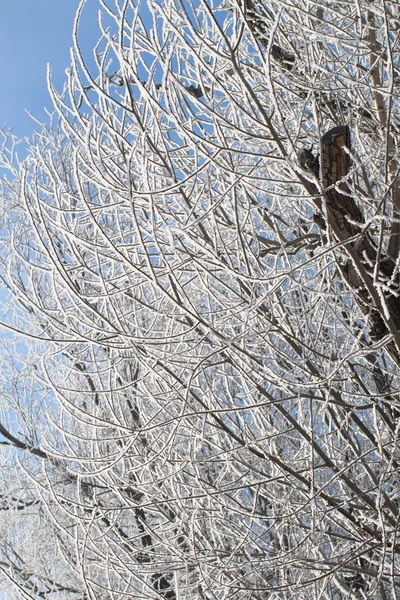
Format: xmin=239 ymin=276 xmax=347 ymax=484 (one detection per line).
xmin=319 ymin=126 xmax=400 ymax=363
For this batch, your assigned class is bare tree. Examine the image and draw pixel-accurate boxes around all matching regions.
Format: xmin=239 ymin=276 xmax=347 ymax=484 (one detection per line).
xmin=1 ymin=0 xmax=400 ymax=597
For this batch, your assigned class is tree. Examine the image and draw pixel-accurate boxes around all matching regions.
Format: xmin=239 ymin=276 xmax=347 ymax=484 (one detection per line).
xmin=1 ymin=0 xmax=400 ymax=597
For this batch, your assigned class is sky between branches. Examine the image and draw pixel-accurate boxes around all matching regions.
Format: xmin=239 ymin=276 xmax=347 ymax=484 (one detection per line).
xmin=0 ymin=0 xmax=98 ymax=161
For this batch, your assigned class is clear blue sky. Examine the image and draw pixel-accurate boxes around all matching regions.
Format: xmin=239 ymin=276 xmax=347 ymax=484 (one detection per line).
xmin=0 ymin=1 xmax=98 ymax=161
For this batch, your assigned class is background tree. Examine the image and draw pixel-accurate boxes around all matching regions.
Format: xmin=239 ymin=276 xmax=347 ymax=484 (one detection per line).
xmin=1 ymin=0 xmax=400 ymax=597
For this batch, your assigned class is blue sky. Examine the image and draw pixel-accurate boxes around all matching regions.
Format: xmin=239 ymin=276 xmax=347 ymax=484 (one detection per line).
xmin=0 ymin=6 xmax=100 ymax=596
xmin=0 ymin=1 xmax=98 ymax=162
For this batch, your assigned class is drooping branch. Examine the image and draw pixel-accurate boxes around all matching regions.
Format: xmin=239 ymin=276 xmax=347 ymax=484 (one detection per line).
xmin=0 ymin=423 xmax=48 ymax=460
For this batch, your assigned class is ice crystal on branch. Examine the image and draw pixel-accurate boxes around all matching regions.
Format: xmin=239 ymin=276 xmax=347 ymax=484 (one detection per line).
xmin=1 ymin=0 xmax=400 ymax=598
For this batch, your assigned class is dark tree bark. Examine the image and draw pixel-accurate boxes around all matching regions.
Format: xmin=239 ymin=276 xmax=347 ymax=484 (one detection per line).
xmin=315 ymin=126 xmax=400 ymax=367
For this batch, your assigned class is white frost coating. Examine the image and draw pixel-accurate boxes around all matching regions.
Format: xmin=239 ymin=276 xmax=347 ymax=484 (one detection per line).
xmin=0 ymin=0 xmax=399 ymax=598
